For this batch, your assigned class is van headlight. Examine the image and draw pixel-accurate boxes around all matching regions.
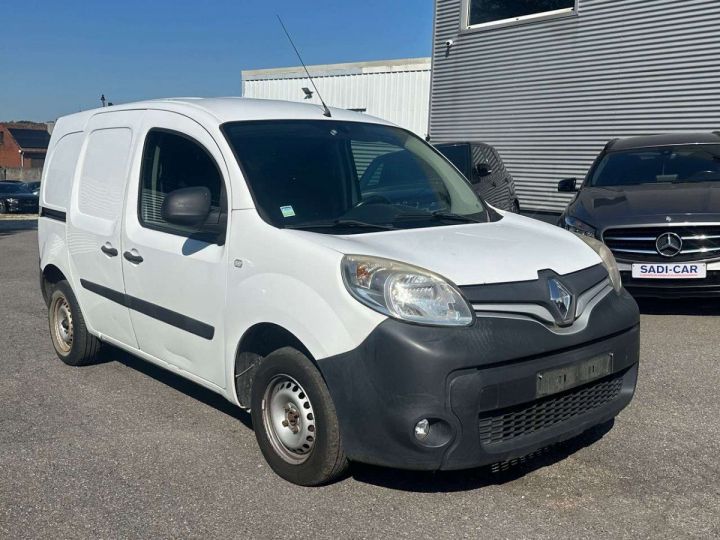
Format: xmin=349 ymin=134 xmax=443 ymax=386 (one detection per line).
xmin=342 ymin=255 xmax=473 ymax=326
xmin=576 ymin=235 xmax=623 ymax=293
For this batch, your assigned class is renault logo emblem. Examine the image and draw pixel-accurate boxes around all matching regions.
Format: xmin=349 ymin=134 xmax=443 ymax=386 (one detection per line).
xmin=548 ymin=278 xmax=574 ymax=324
xmin=655 ymin=232 xmax=683 ymax=257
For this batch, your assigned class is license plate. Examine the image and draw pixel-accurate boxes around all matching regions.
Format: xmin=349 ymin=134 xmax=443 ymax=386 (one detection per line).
xmin=537 ymin=353 xmax=613 ymax=397
xmin=631 ymin=263 xmax=706 ymax=279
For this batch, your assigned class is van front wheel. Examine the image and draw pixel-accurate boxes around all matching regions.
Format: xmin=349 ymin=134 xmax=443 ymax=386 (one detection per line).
xmin=48 ymin=280 xmax=102 ymax=366
xmin=251 ymin=347 xmax=348 ymax=486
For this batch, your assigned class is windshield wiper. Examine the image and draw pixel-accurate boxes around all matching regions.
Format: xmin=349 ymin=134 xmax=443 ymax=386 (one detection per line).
xmin=284 ymin=219 xmax=396 ymax=231
xmin=395 ymin=210 xmax=483 ymax=223
xmin=432 ymin=211 xmax=484 ymax=223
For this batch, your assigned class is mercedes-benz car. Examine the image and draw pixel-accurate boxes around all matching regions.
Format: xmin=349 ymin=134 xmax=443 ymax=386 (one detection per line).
xmin=558 ymin=133 xmax=720 ymax=298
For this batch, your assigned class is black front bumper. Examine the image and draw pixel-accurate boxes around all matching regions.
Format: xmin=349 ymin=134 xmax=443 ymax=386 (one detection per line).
xmin=317 ymin=289 xmax=640 ymax=471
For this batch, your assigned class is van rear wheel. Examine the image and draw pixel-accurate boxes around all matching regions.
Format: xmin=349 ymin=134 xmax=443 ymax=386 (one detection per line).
xmin=251 ymin=347 xmax=348 ymax=486
xmin=48 ymin=280 xmax=102 ymax=366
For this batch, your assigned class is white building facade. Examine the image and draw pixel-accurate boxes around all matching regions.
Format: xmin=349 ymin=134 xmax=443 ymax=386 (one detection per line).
xmin=242 ymin=58 xmax=431 ymax=137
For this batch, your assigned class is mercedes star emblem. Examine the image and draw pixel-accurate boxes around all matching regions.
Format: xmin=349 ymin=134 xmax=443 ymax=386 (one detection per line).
xmin=655 ymin=232 xmax=683 ymax=257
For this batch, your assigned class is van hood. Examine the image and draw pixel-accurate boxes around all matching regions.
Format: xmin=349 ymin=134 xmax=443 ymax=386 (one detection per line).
xmin=292 ymin=213 xmax=601 ymax=285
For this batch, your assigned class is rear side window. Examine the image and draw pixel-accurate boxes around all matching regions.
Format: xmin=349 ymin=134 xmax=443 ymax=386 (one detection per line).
xmin=78 ymin=128 xmax=132 ymax=220
xmin=139 ymin=130 xmax=226 ymax=242
xmin=43 ymin=132 xmax=84 ymax=210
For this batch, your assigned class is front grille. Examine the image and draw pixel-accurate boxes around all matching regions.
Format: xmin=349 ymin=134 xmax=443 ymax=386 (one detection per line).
xmin=478 ymin=373 xmax=624 ymax=445
xmin=603 ymin=225 xmax=720 ymax=262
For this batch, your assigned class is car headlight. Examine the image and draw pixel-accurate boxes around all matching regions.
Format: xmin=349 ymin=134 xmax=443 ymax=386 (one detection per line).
xmin=342 ymin=255 xmax=473 ymax=326
xmin=563 ymin=215 xmax=596 ymax=238
xmin=576 ymin=235 xmax=622 ymax=293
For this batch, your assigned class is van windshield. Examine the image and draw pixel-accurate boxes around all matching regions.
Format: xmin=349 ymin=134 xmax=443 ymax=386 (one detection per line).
xmin=590 ymin=145 xmax=720 ymax=187
xmin=222 ymin=120 xmax=490 ymax=233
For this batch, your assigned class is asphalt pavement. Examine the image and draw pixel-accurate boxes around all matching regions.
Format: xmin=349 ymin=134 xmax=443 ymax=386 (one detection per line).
xmin=1 ymin=222 xmax=719 ymax=539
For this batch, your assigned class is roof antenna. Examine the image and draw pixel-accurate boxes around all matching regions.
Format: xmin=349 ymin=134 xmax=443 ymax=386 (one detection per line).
xmin=276 ymin=15 xmax=331 ymax=118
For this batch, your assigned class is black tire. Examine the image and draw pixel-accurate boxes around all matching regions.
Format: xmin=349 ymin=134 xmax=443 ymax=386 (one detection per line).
xmin=48 ymin=280 xmax=102 ymax=366
xmin=251 ymin=347 xmax=348 ymax=486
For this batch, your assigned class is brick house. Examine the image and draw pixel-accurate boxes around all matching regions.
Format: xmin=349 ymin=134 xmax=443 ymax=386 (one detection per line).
xmin=0 ymin=123 xmax=51 ymax=170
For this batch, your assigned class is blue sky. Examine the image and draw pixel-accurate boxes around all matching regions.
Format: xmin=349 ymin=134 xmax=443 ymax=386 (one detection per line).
xmin=1 ymin=1 xmax=434 ymax=122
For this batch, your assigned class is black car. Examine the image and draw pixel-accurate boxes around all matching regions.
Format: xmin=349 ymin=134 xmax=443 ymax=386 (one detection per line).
xmin=24 ymin=181 xmax=41 ymax=196
xmin=434 ymin=142 xmax=520 ymax=212
xmin=0 ymin=181 xmax=39 ymax=214
xmin=558 ymin=132 xmax=720 ymax=298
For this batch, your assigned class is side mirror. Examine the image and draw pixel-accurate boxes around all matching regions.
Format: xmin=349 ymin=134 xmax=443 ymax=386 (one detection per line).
xmin=161 ymin=186 xmax=211 ymax=226
xmin=558 ymin=178 xmax=579 ymax=193
xmin=474 ymin=163 xmax=492 ymax=179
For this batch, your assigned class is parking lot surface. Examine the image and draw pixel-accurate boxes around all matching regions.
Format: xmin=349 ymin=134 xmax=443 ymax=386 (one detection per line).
xmin=1 ymin=224 xmax=719 ymax=539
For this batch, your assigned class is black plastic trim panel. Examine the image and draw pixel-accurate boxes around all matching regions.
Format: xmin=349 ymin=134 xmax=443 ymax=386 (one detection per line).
xmin=40 ymin=207 xmax=66 ymax=222
xmin=459 ymin=264 xmax=608 ymax=326
xmin=80 ymin=279 xmax=215 ymax=340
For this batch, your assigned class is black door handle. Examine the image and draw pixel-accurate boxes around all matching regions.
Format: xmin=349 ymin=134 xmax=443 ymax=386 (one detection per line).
xmin=123 ymin=251 xmax=144 ymax=264
xmin=100 ymin=244 xmax=118 ymax=257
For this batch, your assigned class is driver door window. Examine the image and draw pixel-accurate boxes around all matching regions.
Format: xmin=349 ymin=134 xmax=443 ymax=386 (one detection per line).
xmin=139 ymin=130 xmax=227 ymax=243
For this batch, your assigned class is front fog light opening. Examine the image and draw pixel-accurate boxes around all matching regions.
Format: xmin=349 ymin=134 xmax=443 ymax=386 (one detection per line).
xmin=412 ymin=418 xmax=453 ymax=448
xmin=414 ymin=419 xmax=430 ymax=440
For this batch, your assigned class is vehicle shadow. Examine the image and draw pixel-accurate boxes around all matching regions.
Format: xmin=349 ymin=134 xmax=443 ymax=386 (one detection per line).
xmin=104 ymin=345 xmax=253 ymax=430
xmin=348 ymin=420 xmax=614 ymax=492
xmin=99 ymin=343 xmax=614 ymax=493
xmin=636 ymin=297 xmax=720 ymax=316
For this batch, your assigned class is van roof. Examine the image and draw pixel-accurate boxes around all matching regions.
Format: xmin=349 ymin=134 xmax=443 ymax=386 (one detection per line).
xmin=59 ymin=97 xmax=391 ymax=127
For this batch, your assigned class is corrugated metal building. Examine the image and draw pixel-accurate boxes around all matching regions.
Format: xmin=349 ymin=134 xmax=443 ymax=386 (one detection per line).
xmin=242 ymin=58 xmax=431 ymax=137
xmin=430 ymin=0 xmax=720 ymax=212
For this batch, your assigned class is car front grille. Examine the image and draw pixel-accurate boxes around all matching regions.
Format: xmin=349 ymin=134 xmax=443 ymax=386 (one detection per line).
xmin=603 ymin=225 xmax=720 ymax=262
xmin=478 ymin=373 xmax=624 ymax=445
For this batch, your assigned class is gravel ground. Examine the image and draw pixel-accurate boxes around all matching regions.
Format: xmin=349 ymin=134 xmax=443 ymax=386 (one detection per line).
xmin=1 ymin=223 xmax=719 ymax=539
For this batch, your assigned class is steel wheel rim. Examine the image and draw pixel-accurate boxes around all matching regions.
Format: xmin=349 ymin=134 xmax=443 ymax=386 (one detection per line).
xmin=262 ymin=375 xmax=317 ymax=464
xmin=51 ymin=294 xmax=73 ymax=354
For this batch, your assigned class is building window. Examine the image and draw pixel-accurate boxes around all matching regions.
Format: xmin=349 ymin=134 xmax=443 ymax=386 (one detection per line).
xmin=467 ymin=0 xmax=576 ymax=29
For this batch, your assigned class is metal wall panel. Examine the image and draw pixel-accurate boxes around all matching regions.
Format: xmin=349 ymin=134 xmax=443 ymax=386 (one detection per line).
xmin=430 ymin=0 xmax=720 ymax=212
xmin=243 ymin=60 xmax=431 ymax=137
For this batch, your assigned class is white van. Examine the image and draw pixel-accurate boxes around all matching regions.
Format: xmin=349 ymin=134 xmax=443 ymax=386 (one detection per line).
xmin=38 ymin=98 xmax=640 ymax=485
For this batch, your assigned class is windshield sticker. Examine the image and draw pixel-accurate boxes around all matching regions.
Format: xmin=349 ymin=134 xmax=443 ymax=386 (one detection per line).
xmin=280 ymin=205 xmax=296 ymax=218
